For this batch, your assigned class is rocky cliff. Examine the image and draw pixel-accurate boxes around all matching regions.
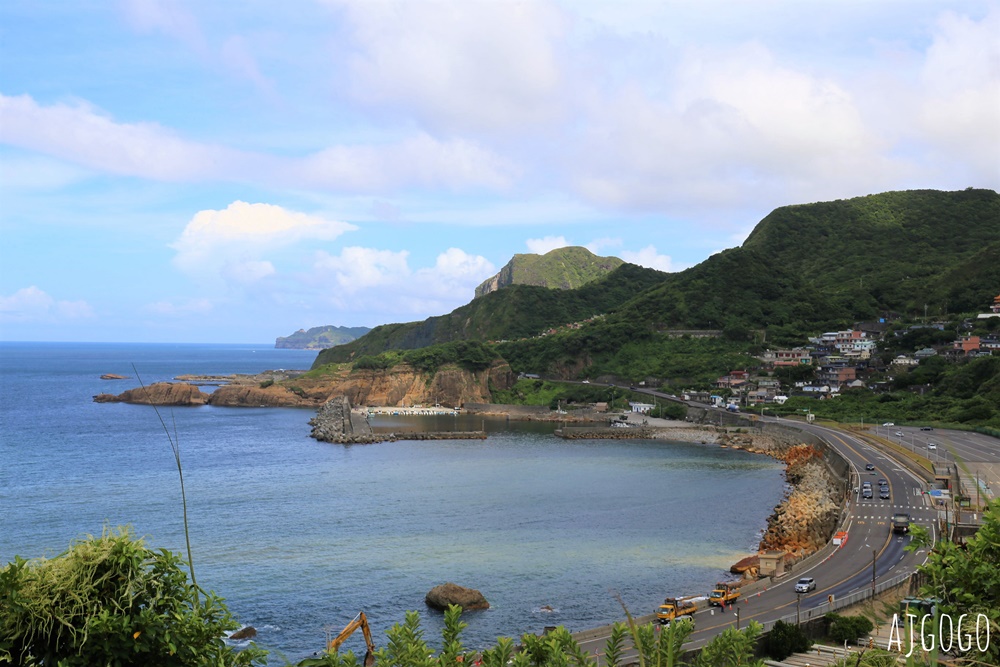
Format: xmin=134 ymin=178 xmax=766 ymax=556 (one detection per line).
xmin=93 ymin=361 xmax=516 ymax=409
xmin=275 ymin=325 xmax=371 ymax=349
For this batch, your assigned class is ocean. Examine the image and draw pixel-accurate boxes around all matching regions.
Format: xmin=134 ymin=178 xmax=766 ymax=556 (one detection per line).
xmin=0 ymin=342 xmax=786 ymax=661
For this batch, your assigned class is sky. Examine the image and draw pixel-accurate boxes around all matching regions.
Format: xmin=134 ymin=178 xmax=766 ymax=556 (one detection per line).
xmin=1 ymin=1 xmax=998 ymax=344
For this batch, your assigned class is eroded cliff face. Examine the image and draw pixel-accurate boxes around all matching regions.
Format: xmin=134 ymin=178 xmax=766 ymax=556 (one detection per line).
xmin=93 ymin=361 xmax=516 ymax=409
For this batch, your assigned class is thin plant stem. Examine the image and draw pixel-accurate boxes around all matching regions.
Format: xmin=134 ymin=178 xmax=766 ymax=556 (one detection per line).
xmin=133 ymin=364 xmax=198 ymax=604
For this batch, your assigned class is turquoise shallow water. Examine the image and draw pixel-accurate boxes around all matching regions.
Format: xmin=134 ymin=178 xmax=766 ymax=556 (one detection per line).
xmin=0 ymin=342 xmax=786 ymax=661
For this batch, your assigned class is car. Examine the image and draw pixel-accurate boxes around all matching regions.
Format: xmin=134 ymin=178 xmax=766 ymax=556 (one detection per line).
xmin=862 ymin=489 xmax=873 ymax=498
xmin=794 ymin=577 xmax=816 ymax=593
xmin=928 ymin=443 xmax=937 ymax=450
xmin=878 ymin=478 xmax=887 ymax=486
xmin=895 ymin=431 xmax=904 ymax=437
xmin=880 ymin=489 xmax=890 ymax=499
xmin=865 ymin=463 xmax=876 ymax=471
xmin=920 ymin=427 xmax=933 ymax=431
xmin=582 ymin=380 xmax=590 ymax=384
xmin=883 ymin=422 xmax=894 ymax=427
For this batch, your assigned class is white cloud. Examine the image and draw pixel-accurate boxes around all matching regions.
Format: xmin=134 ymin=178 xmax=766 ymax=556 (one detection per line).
xmin=916 ymin=9 xmax=1000 ymax=178
xmin=526 ymin=235 xmax=569 ymax=254
xmin=0 ymin=94 xmax=515 ymax=192
xmin=584 ymin=237 xmax=623 ymax=255
xmin=0 ymin=286 xmax=94 ymax=322
xmin=309 ymin=245 xmax=494 ymax=317
xmin=121 ymin=0 xmax=208 ymax=54
xmin=336 ymin=0 xmax=566 ymax=134
xmin=619 ymin=245 xmax=675 ymax=272
xmin=172 ymin=201 xmax=357 ymax=275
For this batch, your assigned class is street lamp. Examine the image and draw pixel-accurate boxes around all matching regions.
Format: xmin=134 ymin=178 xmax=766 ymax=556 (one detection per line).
xmin=796 ymin=592 xmax=802 ymax=626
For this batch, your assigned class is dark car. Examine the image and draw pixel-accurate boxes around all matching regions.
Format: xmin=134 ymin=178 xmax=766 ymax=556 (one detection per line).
xmin=862 ymin=488 xmax=873 ymax=499
xmin=920 ymin=427 xmax=933 ymax=431
xmin=878 ymin=478 xmax=887 ymax=486
xmin=880 ymin=489 xmax=890 ymax=499
xmin=865 ymin=463 xmax=876 ymax=471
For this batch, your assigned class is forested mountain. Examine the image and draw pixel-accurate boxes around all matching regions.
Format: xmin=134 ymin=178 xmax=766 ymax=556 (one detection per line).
xmin=313 ymin=263 xmax=667 ymax=365
xmin=474 ymin=246 xmax=624 ymax=297
xmin=314 ymin=189 xmax=999 ymax=374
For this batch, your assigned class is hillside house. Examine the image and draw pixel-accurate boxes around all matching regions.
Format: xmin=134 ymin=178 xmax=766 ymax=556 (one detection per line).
xmin=976 ymin=293 xmax=1000 ymax=319
xmin=760 ymin=348 xmax=813 ymax=367
xmin=817 ymin=365 xmax=857 ymax=386
xmin=629 ymin=402 xmax=655 ymax=414
xmin=914 ymin=347 xmax=938 ymax=359
xmin=952 ymin=336 xmax=980 ymax=355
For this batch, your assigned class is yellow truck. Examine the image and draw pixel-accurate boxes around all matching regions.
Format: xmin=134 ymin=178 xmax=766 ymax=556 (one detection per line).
xmin=709 ymin=582 xmax=740 ymax=607
xmin=656 ymin=596 xmax=698 ymax=625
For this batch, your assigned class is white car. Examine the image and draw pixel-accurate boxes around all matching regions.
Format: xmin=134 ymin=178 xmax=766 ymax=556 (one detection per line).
xmin=895 ymin=431 xmax=904 ymax=437
xmin=928 ymin=443 xmax=937 ymax=450
xmin=794 ymin=577 xmax=816 ymax=593
xmin=883 ymin=422 xmax=894 ymax=426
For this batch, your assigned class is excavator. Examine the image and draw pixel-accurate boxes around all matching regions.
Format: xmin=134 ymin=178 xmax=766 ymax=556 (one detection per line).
xmin=327 ymin=611 xmax=376 ymax=666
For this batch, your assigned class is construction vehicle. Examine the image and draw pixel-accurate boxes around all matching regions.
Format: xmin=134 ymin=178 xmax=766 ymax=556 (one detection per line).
xmin=892 ymin=513 xmax=911 ymax=534
xmin=708 ymin=582 xmax=740 ymax=607
xmin=656 ymin=596 xmax=698 ymax=625
xmin=327 ymin=611 xmax=376 ymax=666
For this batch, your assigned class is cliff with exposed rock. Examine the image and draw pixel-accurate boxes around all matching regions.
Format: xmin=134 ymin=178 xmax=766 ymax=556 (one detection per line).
xmin=93 ymin=360 xmax=515 ymax=409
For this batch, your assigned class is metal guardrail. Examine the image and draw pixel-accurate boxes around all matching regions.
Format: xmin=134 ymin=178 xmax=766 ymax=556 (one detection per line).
xmin=757 ymin=571 xmax=913 ymax=634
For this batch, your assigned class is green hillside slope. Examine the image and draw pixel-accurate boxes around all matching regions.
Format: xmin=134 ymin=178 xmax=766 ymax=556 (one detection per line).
xmin=475 ymin=246 xmax=624 ymax=297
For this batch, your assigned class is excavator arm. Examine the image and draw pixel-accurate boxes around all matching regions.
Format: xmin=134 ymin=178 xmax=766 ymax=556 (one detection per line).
xmin=328 ymin=611 xmax=376 ymax=666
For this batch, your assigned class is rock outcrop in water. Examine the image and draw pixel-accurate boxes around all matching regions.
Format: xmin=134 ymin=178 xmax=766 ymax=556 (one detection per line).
xmin=93 ymin=382 xmax=210 ymax=406
xmin=425 ymin=582 xmax=490 ymax=611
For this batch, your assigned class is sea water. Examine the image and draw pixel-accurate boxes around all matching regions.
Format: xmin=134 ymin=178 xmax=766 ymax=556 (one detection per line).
xmin=0 ymin=342 xmax=786 ymax=661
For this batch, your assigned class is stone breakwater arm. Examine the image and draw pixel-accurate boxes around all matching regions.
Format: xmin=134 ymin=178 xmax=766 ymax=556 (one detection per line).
xmin=310 ymin=396 xmax=376 ymax=443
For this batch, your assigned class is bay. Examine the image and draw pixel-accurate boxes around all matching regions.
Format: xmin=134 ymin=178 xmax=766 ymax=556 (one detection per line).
xmin=0 ymin=342 xmax=786 ymax=661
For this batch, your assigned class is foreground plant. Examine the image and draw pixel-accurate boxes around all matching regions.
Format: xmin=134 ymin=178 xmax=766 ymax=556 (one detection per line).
xmin=0 ymin=526 xmax=266 ymax=667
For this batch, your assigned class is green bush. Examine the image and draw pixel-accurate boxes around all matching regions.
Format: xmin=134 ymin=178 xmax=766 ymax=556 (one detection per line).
xmin=825 ymin=612 xmax=874 ymax=644
xmin=765 ymin=620 xmax=812 ymax=660
xmin=0 ymin=526 xmax=265 ymax=667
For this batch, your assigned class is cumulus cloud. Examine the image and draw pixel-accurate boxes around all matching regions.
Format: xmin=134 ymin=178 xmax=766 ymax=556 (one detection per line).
xmin=619 ymin=245 xmax=675 ymax=273
xmin=526 ymin=235 xmax=569 ymax=254
xmin=171 ymin=201 xmax=356 ymax=282
xmin=310 ymin=246 xmax=494 ymax=316
xmin=336 ymin=0 xmax=566 ymax=134
xmin=0 ymin=286 xmax=94 ymax=322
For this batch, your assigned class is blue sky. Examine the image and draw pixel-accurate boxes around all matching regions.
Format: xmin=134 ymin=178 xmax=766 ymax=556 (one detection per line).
xmin=1 ymin=1 xmax=998 ymax=344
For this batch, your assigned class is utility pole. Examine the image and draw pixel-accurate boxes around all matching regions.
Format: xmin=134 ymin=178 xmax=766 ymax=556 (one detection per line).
xmin=796 ymin=593 xmax=802 ymax=626
xmin=735 ymin=606 xmax=741 ymax=630
xmin=872 ymin=549 xmax=877 ymax=598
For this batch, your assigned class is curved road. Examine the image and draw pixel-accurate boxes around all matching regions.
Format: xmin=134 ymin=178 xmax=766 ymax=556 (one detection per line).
xmin=570 ymin=389 xmax=956 ymax=659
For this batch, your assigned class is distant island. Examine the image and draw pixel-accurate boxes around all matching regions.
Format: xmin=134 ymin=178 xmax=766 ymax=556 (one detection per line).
xmin=275 ymin=325 xmax=371 ymax=349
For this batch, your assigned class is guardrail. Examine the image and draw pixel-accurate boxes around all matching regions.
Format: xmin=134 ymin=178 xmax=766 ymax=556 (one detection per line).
xmin=755 ymin=571 xmax=914 ymax=634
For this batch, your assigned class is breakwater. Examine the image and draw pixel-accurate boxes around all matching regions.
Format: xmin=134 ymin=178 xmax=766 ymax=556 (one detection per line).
xmin=311 ymin=395 xmax=486 ymax=443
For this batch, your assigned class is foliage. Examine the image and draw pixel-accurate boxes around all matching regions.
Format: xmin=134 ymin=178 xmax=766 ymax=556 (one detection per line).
xmin=765 ymin=620 xmax=812 ymax=661
xmin=903 ymin=498 xmax=1000 ymax=665
xmin=276 ymin=325 xmax=372 ymax=350
xmin=0 ymin=526 xmax=266 ymax=667
xmin=825 ymin=613 xmax=875 ymax=645
xmin=693 ymin=622 xmax=765 ymax=667
xmin=299 ymin=605 xmax=764 ymax=667
xmin=475 ymin=246 xmax=625 ymax=297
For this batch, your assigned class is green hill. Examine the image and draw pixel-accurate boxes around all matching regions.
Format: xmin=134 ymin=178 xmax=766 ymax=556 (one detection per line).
xmin=313 ymin=263 xmax=667 ymax=365
xmin=475 ymin=246 xmax=624 ymax=297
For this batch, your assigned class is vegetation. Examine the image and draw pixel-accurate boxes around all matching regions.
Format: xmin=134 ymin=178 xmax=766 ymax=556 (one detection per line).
xmin=825 ymin=612 xmax=875 ymax=645
xmin=765 ymin=620 xmax=812 ymax=661
xmin=0 ymin=526 xmax=266 ymax=667
xmin=474 ymin=246 xmax=624 ymax=298
xmin=902 ymin=499 xmax=1000 ymax=665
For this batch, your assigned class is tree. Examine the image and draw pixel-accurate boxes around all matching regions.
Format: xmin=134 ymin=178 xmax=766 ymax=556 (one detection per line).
xmin=904 ymin=498 xmax=1000 ymax=665
xmin=0 ymin=526 xmax=266 ymax=667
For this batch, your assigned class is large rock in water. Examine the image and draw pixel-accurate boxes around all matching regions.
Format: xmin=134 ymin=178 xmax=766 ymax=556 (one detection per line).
xmin=92 ymin=382 xmax=209 ymax=406
xmin=425 ymin=582 xmax=490 ymax=611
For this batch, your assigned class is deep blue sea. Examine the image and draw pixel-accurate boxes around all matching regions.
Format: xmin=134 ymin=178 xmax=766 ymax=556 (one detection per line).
xmin=0 ymin=342 xmax=786 ymax=662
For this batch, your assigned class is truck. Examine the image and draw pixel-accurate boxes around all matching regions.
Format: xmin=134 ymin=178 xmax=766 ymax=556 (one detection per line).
xmin=892 ymin=513 xmax=911 ymax=534
xmin=657 ymin=596 xmax=698 ymax=625
xmin=708 ymin=582 xmax=740 ymax=607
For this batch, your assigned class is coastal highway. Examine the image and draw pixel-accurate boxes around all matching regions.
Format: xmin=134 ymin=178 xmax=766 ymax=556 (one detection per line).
xmin=571 ymin=393 xmax=943 ymax=660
